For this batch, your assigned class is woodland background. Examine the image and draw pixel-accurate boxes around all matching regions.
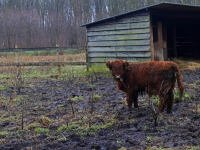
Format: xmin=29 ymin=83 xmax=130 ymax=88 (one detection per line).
xmin=0 ymin=0 xmax=199 ymax=49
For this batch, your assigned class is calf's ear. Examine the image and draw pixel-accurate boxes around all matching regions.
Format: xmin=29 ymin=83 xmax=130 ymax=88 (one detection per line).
xmin=123 ymin=61 xmax=129 ymax=70
xmin=106 ymin=61 xmax=112 ymax=70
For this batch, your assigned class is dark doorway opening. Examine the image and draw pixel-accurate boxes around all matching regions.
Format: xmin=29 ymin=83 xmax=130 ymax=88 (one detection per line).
xmin=167 ymin=21 xmax=200 ymax=59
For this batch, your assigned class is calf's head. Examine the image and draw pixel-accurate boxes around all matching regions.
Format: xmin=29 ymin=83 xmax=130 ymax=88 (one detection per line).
xmin=106 ymin=59 xmax=129 ymax=81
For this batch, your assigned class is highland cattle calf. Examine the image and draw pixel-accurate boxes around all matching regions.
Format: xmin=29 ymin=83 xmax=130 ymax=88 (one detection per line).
xmin=106 ymin=59 xmax=184 ymax=113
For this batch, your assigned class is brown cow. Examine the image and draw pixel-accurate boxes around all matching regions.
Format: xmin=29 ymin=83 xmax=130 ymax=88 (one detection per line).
xmin=106 ymin=59 xmax=184 ymax=113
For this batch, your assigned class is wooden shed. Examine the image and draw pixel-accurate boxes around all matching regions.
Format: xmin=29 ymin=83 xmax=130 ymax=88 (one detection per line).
xmin=81 ymin=2 xmax=200 ymax=64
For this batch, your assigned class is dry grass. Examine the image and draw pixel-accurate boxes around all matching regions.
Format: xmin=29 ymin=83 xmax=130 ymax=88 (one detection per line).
xmin=0 ymin=53 xmax=86 ymax=63
xmin=172 ymin=58 xmax=200 ymax=71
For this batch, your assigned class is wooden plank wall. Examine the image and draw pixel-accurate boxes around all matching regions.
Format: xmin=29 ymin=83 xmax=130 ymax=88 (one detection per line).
xmin=87 ymin=11 xmax=151 ymax=64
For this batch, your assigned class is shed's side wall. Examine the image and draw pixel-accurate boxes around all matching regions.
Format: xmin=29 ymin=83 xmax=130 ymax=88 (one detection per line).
xmin=86 ymin=11 xmax=151 ymax=64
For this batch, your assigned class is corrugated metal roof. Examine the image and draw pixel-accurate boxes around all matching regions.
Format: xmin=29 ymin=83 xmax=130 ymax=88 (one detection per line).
xmin=80 ymin=2 xmax=200 ymax=27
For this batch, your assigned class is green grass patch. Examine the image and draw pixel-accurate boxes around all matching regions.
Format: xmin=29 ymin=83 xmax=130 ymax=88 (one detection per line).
xmin=186 ymin=146 xmax=200 ymax=150
xmin=58 ymin=124 xmax=68 ymax=132
xmin=0 ymin=63 xmax=112 ymax=80
xmin=90 ymin=64 xmax=109 ymax=72
xmin=57 ymin=104 xmax=65 ymax=108
xmin=150 ymin=95 xmax=160 ymax=106
xmin=0 ymin=131 xmax=8 ymax=136
xmin=101 ymin=118 xmax=116 ymax=129
xmin=35 ymin=127 xmax=49 ymax=134
xmin=85 ymin=126 xmax=101 ymax=135
xmin=66 ymin=124 xmax=79 ymax=132
xmin=22 ymin=65 xmax=87 ymax=79
xmin=58 ymin=136 xmax=67 ymax=141
xmin=81 ymin=63 xmax=112 ymax=78
xmin=146 ymin=135 xmax=154 ymax=143
xmin=136 ymin=58 xmax=151 ymax=63
xmin=76 ymin=131 xmax=85 ymax=137
xmin=0 ymin=86 xmax=9 ymax=91
xmin=93 ymin=94 xmax=101 ymax=100
xmin=27 ymin=122 xmax=40 ymax=130
xmin=71 ymin=95 xmax=84 ymax=103
xmin=174 ymin=91 xmax=191 ymax=101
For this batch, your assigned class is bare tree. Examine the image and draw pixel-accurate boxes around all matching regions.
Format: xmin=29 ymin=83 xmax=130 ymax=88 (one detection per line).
xmin=0 ymin=0 xmax=198 ymax=49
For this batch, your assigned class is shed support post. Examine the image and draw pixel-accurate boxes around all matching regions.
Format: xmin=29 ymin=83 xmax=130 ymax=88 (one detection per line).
xmin=157 ymin=21 xmax=164 ymax=61
xmin=150 ymin=14 xmax=154 ymax=61
xmin=163 ymin=22 xmax=168 ymax=61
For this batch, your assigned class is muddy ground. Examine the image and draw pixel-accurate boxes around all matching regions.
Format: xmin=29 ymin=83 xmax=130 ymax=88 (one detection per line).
xmin=0 ymin=68 xmax=200 ymax=150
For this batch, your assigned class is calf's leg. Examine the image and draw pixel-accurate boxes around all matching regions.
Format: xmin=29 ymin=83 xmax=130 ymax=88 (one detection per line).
xmin=126 ymin=94 xmax=132 ymax=109
xmin=158 ymin=93 xmax=167 ymax=112
xmin=132 ymin=92 xmax=138 ymax=108
xmin=126 ymin=91 xmax=138 ymax=109
xmin=166 ymin=89 xmax=174 ymax=113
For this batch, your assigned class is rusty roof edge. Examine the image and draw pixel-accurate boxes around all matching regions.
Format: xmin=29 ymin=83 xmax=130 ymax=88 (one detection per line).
xmin=80 ymin=2 xmax=200 ymax=27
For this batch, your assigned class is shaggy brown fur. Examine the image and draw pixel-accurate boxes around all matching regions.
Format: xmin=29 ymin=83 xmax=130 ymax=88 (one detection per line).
xmin=106 ymin=59 xmax=184 ymax=113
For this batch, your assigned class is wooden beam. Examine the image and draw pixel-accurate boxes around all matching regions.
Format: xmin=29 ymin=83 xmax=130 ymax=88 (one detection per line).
xmin=88 ymin=52 xmax=151 ymax=57
xmin=88 ymin=33 xmax=150 ymax=42
xmin=88 ymin=28 xmax=150 ymax=36
xmin=88 ymin=39 xmax=150 ymax=47
xmin=87 ymin=46 xmax=151 ymax=52
xmin=0 ymin=62 xmax=87 ymax=67
xmin=88 ymin=22 xmax=150 ymax=32
xmin=90 ymin=57 xmax=151 ymax=63
xmin=0 ymin=47 xmax=85 ymax=53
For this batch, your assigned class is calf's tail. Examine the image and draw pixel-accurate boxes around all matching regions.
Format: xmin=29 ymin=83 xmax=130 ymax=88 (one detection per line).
xmin=176 ymin=71 xmax=184 ymax=99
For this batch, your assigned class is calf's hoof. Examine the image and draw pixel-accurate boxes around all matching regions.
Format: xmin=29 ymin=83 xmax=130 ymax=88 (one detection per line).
xmin=128 ymin=107 xmax=132 ymax=111
xmin=167 ymin=109 xmax=172 ymax=114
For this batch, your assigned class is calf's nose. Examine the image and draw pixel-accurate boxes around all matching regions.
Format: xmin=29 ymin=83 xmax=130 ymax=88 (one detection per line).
xmin=115 ymin=75 xmax=120 ymax=79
